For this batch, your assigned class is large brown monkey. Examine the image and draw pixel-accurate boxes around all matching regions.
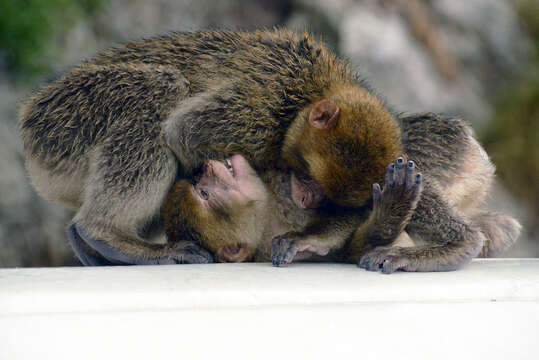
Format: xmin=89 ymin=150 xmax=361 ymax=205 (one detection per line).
xmin=19 ymin=30 xmax=401 ymax=265
xmin=19 ymin=30 xmax=519 ymax=271
xmin=163 ymin=155 xmax=423 ymax=263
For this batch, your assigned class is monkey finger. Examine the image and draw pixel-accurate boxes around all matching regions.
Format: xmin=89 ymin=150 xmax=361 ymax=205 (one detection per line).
xmin=282 ymin=242 xmax=300 ymax=264
xmin=271 ymin=236 xmax=285 ymax=266
xmin=394 ymin=157 xmax=406 ymax=187
xmin=412 ymin=173 xmax=423 ymax=196
xmin=404 ymin=161 xmax=418 ymax=191
xmin=380 ymin=256 xmax=407 ymax=274
xmin=372 ymin=183 xmax=382 ymax=207
xmin=384 ymin=163 xmax=395 ymax=190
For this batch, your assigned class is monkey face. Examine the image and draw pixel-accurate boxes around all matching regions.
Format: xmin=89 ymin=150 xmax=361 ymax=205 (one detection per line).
xmin=283 ymin=87 xmax=403 ymax=208
xmin=290 ymin=172 xmax=326 ymax=209
xmin=176 ymin=155 xmax=268 ymax=262
xmin=193 ymin=155 xmax=264 ymax=211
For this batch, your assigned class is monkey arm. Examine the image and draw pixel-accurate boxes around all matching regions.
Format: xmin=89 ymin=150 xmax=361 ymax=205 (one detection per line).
xmin=272 ymin=208 xmax=363 ymax=266
xmin=162 ymin=83 xmax=285 ymax=175
xmin=345 ymin=157 xmax=423 ymax=263
xmin=272 ymin=157 xmax=423 ymax=266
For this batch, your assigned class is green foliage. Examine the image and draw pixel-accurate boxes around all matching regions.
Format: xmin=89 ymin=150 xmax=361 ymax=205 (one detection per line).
xmin=483 ymin=75 xmax=539 ymax=213
xmin=0 ymin=0 xmax=107 ymax=82
xmin=482 ymin=0 xmax=539 ymax=213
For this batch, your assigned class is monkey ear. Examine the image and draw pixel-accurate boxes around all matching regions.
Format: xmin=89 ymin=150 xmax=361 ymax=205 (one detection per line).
xmin=308 ymin=99 xmax=340 ymax=129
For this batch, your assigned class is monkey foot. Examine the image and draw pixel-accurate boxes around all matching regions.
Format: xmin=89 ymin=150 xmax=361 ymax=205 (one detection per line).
xmin=358 ymin=246 xmax=413 ymax=274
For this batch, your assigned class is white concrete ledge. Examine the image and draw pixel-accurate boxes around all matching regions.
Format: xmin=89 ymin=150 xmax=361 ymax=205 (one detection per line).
xmin=1 ymin=259 xmax=538 ymax=359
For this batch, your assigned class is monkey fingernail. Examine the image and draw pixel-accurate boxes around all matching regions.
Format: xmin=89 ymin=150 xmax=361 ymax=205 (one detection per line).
xmin=407 ymin=161 xmax=414 ymax=168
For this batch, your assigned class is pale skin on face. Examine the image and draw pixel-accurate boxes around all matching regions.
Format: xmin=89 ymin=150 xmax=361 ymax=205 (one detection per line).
xmin=189 ymin=155 xmax=267 ymax=262
xmin=187 ymin=154 xmax=328 ymax=263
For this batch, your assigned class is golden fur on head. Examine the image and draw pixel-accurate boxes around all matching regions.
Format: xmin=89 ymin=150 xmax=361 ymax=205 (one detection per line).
xmin=162 ymin=180 xmax=262 ymax=261
xmin=283 ymin=84 xmax=403 ymax=207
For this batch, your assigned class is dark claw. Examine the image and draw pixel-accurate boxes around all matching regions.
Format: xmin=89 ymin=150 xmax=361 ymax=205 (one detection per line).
xmin=407 ymin=160 xmax=414 ymax=169
xmin=396 ymin=157 xmax=404 ymax=165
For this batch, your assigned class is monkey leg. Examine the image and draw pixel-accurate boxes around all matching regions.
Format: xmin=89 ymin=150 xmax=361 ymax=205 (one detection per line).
xmin=69 ymin=223 xmax=212 ymax=265
xmin=344 ymin=157 xmax=423 ymax=263
xmin=71 ymin=141 xmax=213 ymax=266
xmin=67 ymin=223 xmax=116 ymax=266
xmin=359 ymin=185 xmax=485 ymax=274
xmin=474 ymin=212 xmax=521 ymax=257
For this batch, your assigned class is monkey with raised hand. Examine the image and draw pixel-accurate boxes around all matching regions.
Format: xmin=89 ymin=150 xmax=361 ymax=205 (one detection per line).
xmin=163 ymin=155 xmax=423 ymax=263
xmin=20 ymin=30 xmax=519 ymax=270
xmin=163 ymin=151 xmax=513 ymax=266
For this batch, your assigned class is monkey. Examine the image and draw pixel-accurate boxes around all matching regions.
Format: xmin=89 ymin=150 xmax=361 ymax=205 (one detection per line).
xmin=18 ymin=30 xmax=401 ymax=265
xmin=163 ymin=150 xmax=515 ymax=267
xmin=346 ymin=113 xmax=521 ymax=272
xmin=19 ymin=29 xmax=519 ymax=270
xmin=162 ymin=154 xmax=423 ymax=263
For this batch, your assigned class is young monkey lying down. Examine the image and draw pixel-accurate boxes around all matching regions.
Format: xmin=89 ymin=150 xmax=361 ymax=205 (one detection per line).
xmin=163 ymin=155 xmax=424 ymax=264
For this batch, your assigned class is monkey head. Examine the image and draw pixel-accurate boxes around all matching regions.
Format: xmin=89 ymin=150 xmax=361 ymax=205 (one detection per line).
xmin=283 ymin=85 xmax=403 ymax=208
xmin=163 ymin=155 xmax=269 ymax=263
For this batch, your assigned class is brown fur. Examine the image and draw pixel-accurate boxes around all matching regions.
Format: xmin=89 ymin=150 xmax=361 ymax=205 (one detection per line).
xmin=164 ymin=113 xmax=520 ymax=271
xmin=348 ymin=114 xmax=520 ymax=273
xmin=163 ymin=167 xmax=346 ymax=262
xmin=19 ymin=29 xmax=400 ymax=264
xmin=19 ymin=29 xmax=518 ymax=268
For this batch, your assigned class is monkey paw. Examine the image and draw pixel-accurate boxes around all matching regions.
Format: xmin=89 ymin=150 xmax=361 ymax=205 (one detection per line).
xmin=272 ymin=235 xmax=301 ymax=266
xmin=272 ymin=234 xmax=329 ymax=267
xmin=358 ymin=246 xmax=412 ymax=274
xmin=372 ymin=157 xmax=422 ymax=224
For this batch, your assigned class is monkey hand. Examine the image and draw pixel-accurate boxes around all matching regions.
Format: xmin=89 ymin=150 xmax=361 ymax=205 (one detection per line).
xmin=371 ymin=157 xmax=423 ymax=234
xmin=272 ymin=233 xmax=330 ymax=266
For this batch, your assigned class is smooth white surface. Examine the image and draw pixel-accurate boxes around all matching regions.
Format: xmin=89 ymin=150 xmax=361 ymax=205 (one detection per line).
xmin=1 ymin=259 xmax=538 ymax=360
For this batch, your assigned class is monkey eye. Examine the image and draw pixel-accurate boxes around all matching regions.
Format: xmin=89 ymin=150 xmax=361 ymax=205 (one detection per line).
xmin=199 ymin=189 xmax=209 ymax=200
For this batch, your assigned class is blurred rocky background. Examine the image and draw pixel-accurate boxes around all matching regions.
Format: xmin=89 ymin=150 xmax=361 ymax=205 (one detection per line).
xmin=0 ymin=0 xmax=537 ymax=267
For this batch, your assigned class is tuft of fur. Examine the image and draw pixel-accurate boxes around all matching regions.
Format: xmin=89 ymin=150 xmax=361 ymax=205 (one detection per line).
xmin=475 ymin=212 xmax=521 ymax=257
